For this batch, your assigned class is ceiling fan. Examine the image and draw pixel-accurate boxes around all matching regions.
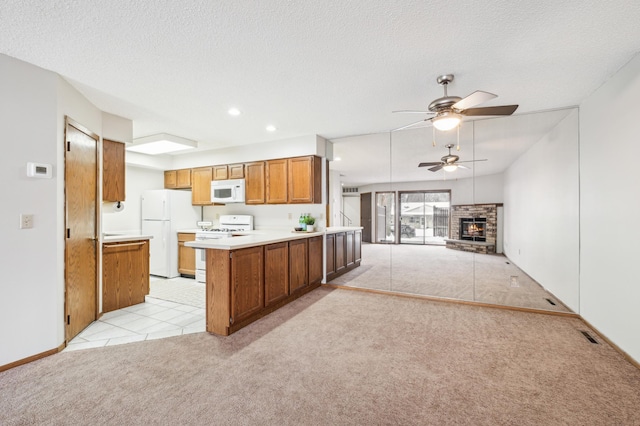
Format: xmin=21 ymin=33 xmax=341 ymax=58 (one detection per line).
xmin=394 ymin=74 xmax=519 ymax=131
xmin=418 ymin=144 xmax=487 ymax=172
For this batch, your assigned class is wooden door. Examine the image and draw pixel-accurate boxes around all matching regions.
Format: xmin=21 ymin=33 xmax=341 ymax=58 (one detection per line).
xmin=65 ymin=118 xmax=98 ymax=342
xmin=264 ymin=242 xmax=289 ymax=307
xmin=266 ymin=159 xmax=288 ymax=204
xmin=360 ymin=192 xmax=372 ymax=242
xmin=245 ymin=161 xmax=265 ymax=204
xmin=289 ymin=239 xmax=308 ymax=293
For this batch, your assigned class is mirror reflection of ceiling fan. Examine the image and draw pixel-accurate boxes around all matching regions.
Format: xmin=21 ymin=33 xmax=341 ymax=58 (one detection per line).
xmin=393 ymin=74 xmax=519 ymax=131
xmin=418 ymin=144 xmax=487 ymax=172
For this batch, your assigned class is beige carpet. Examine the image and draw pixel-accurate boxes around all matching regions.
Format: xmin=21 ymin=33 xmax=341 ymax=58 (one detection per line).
xmin=331 ymin=243 xmax=571 ymax=312
xmin=2 ymin=287 xmax=639 ymax=425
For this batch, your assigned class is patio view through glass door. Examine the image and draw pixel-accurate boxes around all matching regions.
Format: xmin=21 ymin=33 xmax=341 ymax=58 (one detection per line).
xmin=375 ymin=192 xmax=395 ymax=243
xmin=398 ymin=191 xmax=450 ymax=245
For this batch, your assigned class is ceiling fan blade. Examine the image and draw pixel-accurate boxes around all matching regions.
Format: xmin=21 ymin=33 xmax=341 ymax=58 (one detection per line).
xmin=461 ymin=105 xmax=519 ymax=116
xmin=393 ymin=119 xmax=431 ymax=131
xmin=429 ymin=164 xmax=443 ymax=172
xmin=418 ymin=162 xmax=442 ymax=167
xmin=457 ymin=159 xmax=488 ymax=164
xmin=392 ymin=110 xmax=433 ymax=114
xmin=457 ymin=164 xmax=469 ymax=169
xmin=452 ymin=90 xmax=497 ymax=110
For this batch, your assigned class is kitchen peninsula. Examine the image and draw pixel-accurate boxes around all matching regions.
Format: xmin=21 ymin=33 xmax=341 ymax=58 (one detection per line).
xmin=187 ymin=227 xmax=362 ymax=336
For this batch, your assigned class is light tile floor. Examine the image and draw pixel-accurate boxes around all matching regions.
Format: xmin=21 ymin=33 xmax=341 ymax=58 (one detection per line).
xmin=65 ymin=295 xmax=206 ymax=352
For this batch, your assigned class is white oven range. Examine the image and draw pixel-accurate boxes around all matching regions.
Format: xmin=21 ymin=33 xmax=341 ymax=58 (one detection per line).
xmin=194 ymin=215 xmax=254 ymax=283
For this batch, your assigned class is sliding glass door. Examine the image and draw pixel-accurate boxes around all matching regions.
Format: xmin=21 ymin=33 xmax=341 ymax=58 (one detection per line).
xmin=398 ymin=191 xmax=450 ymax=245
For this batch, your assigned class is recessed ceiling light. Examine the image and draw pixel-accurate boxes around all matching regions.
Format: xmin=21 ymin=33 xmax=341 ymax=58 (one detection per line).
xmin=228 ymin=108 xmax=241 ymax=116
xmin=266 ymin=125 xmax=276 ymax=132
xmin=334 ymin=157 xmax=341 ymax=161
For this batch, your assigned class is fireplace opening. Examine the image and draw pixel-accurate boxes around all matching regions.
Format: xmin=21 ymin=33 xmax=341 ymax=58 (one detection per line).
xmin=460 ymin=217 xmax=486 ymax=242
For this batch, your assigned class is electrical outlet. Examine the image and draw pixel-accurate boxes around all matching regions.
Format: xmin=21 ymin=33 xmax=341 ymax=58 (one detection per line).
xmin=20 ymin=214 xmax=34 ymax=229
xmin=288 ymin=213 xmax=292 ymax=220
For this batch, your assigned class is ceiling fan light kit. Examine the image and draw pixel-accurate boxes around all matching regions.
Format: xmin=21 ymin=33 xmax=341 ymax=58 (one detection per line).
xmin=442 ymin=163 xmax=458 ymax=172
xmin=393 ymin=73 xmax=519 ymax=132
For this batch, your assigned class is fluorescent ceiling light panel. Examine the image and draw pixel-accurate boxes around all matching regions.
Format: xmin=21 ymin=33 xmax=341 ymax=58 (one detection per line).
xmin=126 ymin=133 xmax=197 ymax=155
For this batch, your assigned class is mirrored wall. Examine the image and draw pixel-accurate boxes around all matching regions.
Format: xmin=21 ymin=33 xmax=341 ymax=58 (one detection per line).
xmin=331 ymin=107 xmax=580 ymax=313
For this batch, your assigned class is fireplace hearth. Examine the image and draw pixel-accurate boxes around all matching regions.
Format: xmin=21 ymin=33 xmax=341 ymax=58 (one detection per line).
xmin=460 ymin=218 xmax=487 ymax=242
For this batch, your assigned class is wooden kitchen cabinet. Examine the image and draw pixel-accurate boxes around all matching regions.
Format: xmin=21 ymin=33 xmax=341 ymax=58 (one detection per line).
xmin=103 ymin=139 xmax=125 ymax=202
xmin=264 ymin=242 xmax=289 ymax=307
xmin=164 ymin=169 xmax=191 ymax=189
xmin=102 ymin=239 xmax=149 ymax=313
xmin=335 ymin=232 xmax=346 ymax=274
xmin=213 ymin=165 xmax=228 ymax=180
xmin=308 ymin=235 xmax=323 ymax=285
xmin=266 ymin=159 xmax=288 ymax=204
xmin=191 ymin=166 xmax=213 ymax=205
xmin=228 ymin=163 xmax=245 ymax=179
xmin=326 ymin=233 xmax=336 ymax=278
xmin=288 ymin=156 xmax=322 ymax=204
xmin=230 ymin=246 xmax=264 ymax=325
xmin=325 ymin=230 xmax=362 ymax=282
xmin=289 ymin=238 xmax=308 ymax=294
xmin=245 ymin=161 xmax=266 ymax=204
xmin=178 ymin=233 xmax=196 ymax=276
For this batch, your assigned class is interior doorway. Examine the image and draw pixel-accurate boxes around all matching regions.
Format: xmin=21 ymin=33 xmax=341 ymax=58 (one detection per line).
xmin=64 ymin=117 xmax=98 ymax=342
xmin=360 ymin=192 xmax=372 ymax=242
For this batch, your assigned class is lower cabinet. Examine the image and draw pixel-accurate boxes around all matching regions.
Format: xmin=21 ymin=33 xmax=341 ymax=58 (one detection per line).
xmin=230 ymin=246 xmax=264 ymax=325
xmin=102 ymin=239 xmax=150 ymax=313
xmin=308 ymin=236 xmax=323 ymax=285
xmin=326 ymin=230 xmax=362 ymax=282
xmin=178 ymin=233 xmax=196 ymax=276
xmin=265 ymin=242 xmax=289 ymax=307
xmin=289 ymin=238 xmax=308 ymax=293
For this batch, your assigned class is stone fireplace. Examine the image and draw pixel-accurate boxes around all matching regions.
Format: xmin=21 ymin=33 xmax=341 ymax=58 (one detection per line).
xmin=446 ymin=204 xmax=499 ymax=254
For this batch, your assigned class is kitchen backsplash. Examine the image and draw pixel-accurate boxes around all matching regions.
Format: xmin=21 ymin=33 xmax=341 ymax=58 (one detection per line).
xmin=203 ymin=203 xmax=326 ymax=231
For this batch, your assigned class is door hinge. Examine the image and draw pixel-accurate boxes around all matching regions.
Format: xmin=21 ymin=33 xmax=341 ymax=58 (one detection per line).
xmin=66 ymin=228 xmax=70 ymax=238
xmin=67 ymin=141 xmax=71 ymax=151
xmin=67 ymin=315 xmax=70 ymax=325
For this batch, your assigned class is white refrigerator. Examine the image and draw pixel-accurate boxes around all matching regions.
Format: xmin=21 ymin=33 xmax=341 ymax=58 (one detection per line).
xmin=141 ymin=189 xmax=199 ymax=278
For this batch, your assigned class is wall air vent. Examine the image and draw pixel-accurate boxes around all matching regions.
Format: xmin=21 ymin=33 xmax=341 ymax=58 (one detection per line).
xmin=342 ymin=187 xmax=359 ymax=193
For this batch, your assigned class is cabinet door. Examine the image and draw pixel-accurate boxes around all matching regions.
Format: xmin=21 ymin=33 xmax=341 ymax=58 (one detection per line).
xmin=326 ymin=233 xmax=336 ymax=277
xmin=289 ymin=239 xmax=308 ymax=293
xmin=245 ymin=161 xmax=266 ymax=204
xmin=264 ymin=242 xmax=289 ymax=307
xmin=346 ymin=231 xmax=355 ymax=267
xmin=164 ymin=170 xmax=177 ymax=188
xmin=354 ymin=230 xmax=362 ymax=263
xmin=103 ymin=139 xmax=125 ymax=202
xmin=288 ymin=156 xmax=321 ymax=204
xmin=178 ymin=233 xmax=196 ymax=275
xmin=308 ymin=236 xmax=323 ymax=285
xmin=228 ymin=163 xmax=245 ymax=179
xmin=176 ymin=169 xmax=192 ymax=188
xmin=213 ymin=165 xmax=229 ymax=180
xmin=231 ymin=246 xmax=264 ymax=325
xmin=266 ymin=159 xmax=288 ymax=204
xmin=191 ymin=167 xmax=213 ymax=205
xmin=102 ymin=240 xmax=149 ymax=313
xmin=335 ymin=232 xmax=346 ymax=273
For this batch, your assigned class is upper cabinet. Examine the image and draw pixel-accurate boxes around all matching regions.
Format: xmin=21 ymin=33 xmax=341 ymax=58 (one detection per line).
xmin=245 ymin=161 xmax=266 ymax=205
xmin=288 ymin=156 xmax=322 ymax=204
xmin=164 ymin=169 xmax=191 ymax=189
xmin=266 ymin=159 xmax=288 ymax=204
xmin=213 ymin=165 xmax=228 ymax=180
xmin=103 ymin=139 xmax=125 ymax=202
xmin=191 ymin=167 xmax=213 ymax=205
xmin=228 ymin=163 xmax=245 ymax=179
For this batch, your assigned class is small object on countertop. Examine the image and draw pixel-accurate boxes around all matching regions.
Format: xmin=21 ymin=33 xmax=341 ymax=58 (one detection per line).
xmin=294 ymin=226 xmax=304 ymax=231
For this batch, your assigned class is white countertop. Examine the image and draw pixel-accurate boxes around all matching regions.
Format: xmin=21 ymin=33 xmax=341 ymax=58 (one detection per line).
xmin=186 ymin=229 xmax=324 ymax=250
xmin=324 ymin=226 xmax=364 ymax=234
xmin=102 ymin=234 xmax=153 ymax=243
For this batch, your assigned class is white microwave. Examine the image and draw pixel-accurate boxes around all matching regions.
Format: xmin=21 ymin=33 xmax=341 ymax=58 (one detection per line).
xmin=211 ymin=179 xmax=245 ymax=203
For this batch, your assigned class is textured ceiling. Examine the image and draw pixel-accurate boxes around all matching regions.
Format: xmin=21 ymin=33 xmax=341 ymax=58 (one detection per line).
xmin=1 ymin=1 xmax=639 ymax=183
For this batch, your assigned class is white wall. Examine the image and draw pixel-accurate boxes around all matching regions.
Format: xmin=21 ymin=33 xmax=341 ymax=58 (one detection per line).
xmin=580 ymin=53 xmax=640 ymax=362
xmin=102 ymin=165 xmax=165 ymax=234
xmin=342 ymin=196 xmax=360 ymax=226
xmin=0 ymin=54 xmax=105 ymax=366
xmin=503 ymin=109 xmax=580 ymax=312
